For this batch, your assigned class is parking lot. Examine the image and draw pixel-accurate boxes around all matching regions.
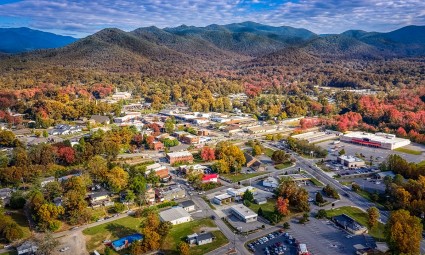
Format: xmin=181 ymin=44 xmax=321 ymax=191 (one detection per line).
xmin=317 ymin=140 xmax=424 ymax=163
xmin=287 ymin=217 xmax=372 ymax=255
xmin=247 ymin=230 xmax=298 ymax=255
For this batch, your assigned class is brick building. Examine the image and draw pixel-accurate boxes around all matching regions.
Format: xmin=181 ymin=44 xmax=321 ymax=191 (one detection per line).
xmin=166 ymin=151 xmax=194 ymax=165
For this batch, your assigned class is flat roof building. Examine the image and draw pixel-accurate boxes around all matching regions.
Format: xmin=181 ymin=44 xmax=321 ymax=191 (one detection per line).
xmin=111 ymin=233 xmax=143 ymax=251
xmin=337 ymin=155 xmax=366 ymax=169
xmin=341 ymin=131 xmax=410 ymax=150
xmin=332 ymin=214 xmax=368 ymax=235
xmin=159 ymin=207 xmax=192 ymax=225
xmin=166 ymin=151 xmax=194 ymax=165
xmin=230 ymin=204 xmax=258 ymax=223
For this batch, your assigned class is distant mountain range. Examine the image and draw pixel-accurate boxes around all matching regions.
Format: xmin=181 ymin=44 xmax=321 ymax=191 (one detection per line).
xmin=1 ymin=22 xmax=425 ymax=73
xmin=0 ymin=27 xmax=77 ymax=53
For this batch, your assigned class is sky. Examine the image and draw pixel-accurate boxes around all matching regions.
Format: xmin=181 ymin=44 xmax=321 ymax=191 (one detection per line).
xmin=0 ymin=0 xmax=424 ymax=37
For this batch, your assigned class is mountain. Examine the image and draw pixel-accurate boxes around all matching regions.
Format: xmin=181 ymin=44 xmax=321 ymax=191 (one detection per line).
xmin=0 ymin=27 xmax=77 ymax=53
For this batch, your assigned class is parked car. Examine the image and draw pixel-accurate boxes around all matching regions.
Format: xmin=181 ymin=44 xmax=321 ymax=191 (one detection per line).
xmin=59 ymin=247 xmax=70 ymax=252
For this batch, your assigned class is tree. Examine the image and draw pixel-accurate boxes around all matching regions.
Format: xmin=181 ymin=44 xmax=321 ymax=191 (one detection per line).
xmin=157 ymin=221 xmax=173 ymax=237
xmin=315 ymin=192 xmax=325 ymax=204
xmin=242 ymin=190 xmax=254 ymax=202
xmin=252 ymin=145 xmax=263 ymax=156
xmin=299 ymin=213 xmax=309 ymax=224
xmin=367 ymin=207 xmax=380 ymax=229
xmin=107 ymin=166 xmax=129 ymax=192
xmin=258 ymin=207 xmax=263 ymax=216
xmin=386 ymin=209 xmax=422 ymax=255
xmin=215 ymin=141 xmax=245 ymax=173
xmin=9 ymin=191 xmax=26 ymax=209
xmin=275 ymin=197 xmax=290 ymax=217
xmin=3 ymin=222 xmax=24 ymax=241
xmin=87 ymin=155 xmax=108 ymax=182
xmin=113 ymin=203 xmax=126 ymax=213
xmin=178 ymin=241 xmax=190 ymax=255
xmin=200 ymin=146 xmax=215 ymax=161
xmin=338 ymin=149 xmax=345 ymax=156
xmin=36 ymin=203 xmax=65 ymax=231
xmin=323 ymin=185 xmax=340 ymax=199
xmin=271 ymin=150 xmax=290 ymax=164
xmin=316 ymin=209 xmax=327 ymax=219
xmin=164 ymin=119 xmax=175 ymax=134
xmin=0 ymin=130 xmax=16 ymax=147
xmin=57 ymin=146 xmax=75 ymax=165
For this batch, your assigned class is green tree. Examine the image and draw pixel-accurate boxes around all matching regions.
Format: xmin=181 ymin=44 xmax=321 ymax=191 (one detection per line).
xmin=338 ymin=149 xmax=345 ymax=156
xmin=271 ymin=150 xmax=290 ymax=164
xmin=242 ymin=190 xmax=254 ymax=202
xmin=87 ymin=155 xmax=108 ymax=182
xmin=315 ymin=192 xmax=325 ymax=204
xmin=113 ymin=203 xmax=126 ymax=213
xmin=252 ymin=145 xmax=263 ymax=156
xmin=316 ymin=209 xmax=327 ymax=219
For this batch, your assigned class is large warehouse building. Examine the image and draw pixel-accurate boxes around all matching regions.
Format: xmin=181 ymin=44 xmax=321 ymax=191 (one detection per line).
xmin=340 ymin=132 xmax=410 ymax=150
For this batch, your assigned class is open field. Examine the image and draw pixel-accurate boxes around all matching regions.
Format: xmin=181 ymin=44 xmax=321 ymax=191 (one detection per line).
xmin=275 ymin=162 xmax=292 ymax=170
xmin=83 ymin=216 xmax=142 ymax=253
xmin=161 ymin=218 xmax=228 ymax=255
xmin=0 ymin=251 xmax=17 ymax=255
xmin=394 ymin=147 xmax=422 ymax=155
xmin=248 ymin=198 xmax=276 ymax=223
xmin=325 ymin=206 xmax=385 ymax=240
xmin=264 ymin=148 xmax=275 ymax=157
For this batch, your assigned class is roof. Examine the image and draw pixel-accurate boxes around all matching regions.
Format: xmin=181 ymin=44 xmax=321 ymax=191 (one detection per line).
xmin=111 ymin=233 xmax=143 ymax=248
xmin=159 ymin=207 xmax=191 ymax=222
xmin=376 ymin=171 xmax=395 ymax=178
xmin=342 ymin=131 xmax=410 ymax=145
xmin=90 ymin=191 xmax=109 ymax=198
xmin=202 ymin=173 xmax=218 ymax=181
xmin=263 ymin=177 xmax=278 ymax=185
xmin=90 ymin=115 xmax=110 ymax=123
xmin=214 ymin=193 xmax=232 ymax=200
xmin=196 ymin=232 xmax=214 ymax=242
xmin=230 ymin=204 xmax=258 ymax=218
xmin=180 ymin=200 xmax=195 ymax=208
xmin=338 ymin=155 xmax=364 ymax=163
xmin=167 ymin=151 xmax=193 ymax=158
xmin=17 ymin=241 xmax=37 ymax=252
xmin=333 ymin=214 xmax=365 ymax=231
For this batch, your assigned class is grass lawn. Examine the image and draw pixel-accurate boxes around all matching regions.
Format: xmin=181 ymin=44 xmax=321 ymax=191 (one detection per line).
xmin=0 ymin=251 xmax=17 ymax=255
xmin=309 ymin=177 xmax=324 ymax=187
xmin=161 ymin=219 xmax=228 ymax=255
xmin=9 ymin=211 xmax=32 ymax=239
xmin=264 ymin=148 xmax=275 ymax=157
xmin=274 ymin=162 xmax=292 ymax=170
xmin=395 ymin=147 xmax=422 ymax=155
xmin=248 ymin=199 xmax=276 ymax=222
xmin=83 ymin=216 xmax=143 ymax=253
xmin=325 ymin=206 xmax=385 ymax=240
xmin=221 ymin=172 xmax=268 ymax=182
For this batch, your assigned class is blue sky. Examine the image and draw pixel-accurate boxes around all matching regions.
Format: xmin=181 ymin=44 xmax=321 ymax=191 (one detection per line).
xmin=0 ymin=0 xmax=424 ymax=37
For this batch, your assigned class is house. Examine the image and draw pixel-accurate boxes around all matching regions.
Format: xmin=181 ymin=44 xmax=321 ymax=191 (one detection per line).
xmin=57 ymin=173 xmax=81 ymax=182
xmin=254 ymin=197 xmax=267 ymax=205
xmin=332 ymin=214 xmax=368 ymax=235
xmin=179 ymin=200 xmax=196 ymax=212
xmin=212 ymin=193 xmax=233 ymax=205
xmin=337 ymin=155 xmax=366 ymax=169
xmin=197 ymin=129 xmax=209 ymax=136
xmin=246 ymin=125 xmax=277 ymax=134
xmin=0 ymin=188 xmax=12 ymax=206
xmin=151 ymin=141 xmax=164 ymax=151
xmin=187 ymin=233 xmax=198 ymax=244
xmin=111 ymin=233 xmax=143 ymax=251
xmin=202 ymin=173 xmax=219 ymax=183
xmin=155 ymin=185 xmax=186 ymax=202
xmin=226 ymin=186 xmax=256 ymax=201
xmin=89 ymin=115 xmax=110 ymax=125
xmin=195 ymin=232 xmax=214 ymax=245
xmin=40 ymin=176 xmax=55 ymax=187
xmin=145 ymin=187 xmax=156 ymax=205
xmin=230 ymin=204 xmax=258 ymax=223
xmin=244 ymin=152 xmax=265 ymax=171
xmin=145 ymin=163 xmax=169 ymax=179
xmin=49 ymin=124 xmax=82 ymax=135
xmin=166 ymin=151 xmax=194 ymax=165
xmin=179 ymin=164 xmax=207 ymax=174
xmin=112 ymin=91 xmax=132 ymax=100
xmin=262 ymin=177 xmax=278 ymax=188
xmin=17 ymin=241 xmax=38 ymax=255
xmin=159 ymin=207 xmax=192 ymax=225
xmin=181 ymin=134 xmax=200 ymax=145
xmin=89 ymin=192 xmax=109 ymax=203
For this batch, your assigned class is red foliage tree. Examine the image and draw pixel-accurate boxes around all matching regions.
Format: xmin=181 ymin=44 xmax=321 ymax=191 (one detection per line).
xmin=201 ymin=147 xmax=216 ymax=161
xmin=396 ymin=127 xmax=407 ymax=137
xmin=57 ymin=147 xmax=75 ymax=165
xmin=276 ymin=197 xmax=290 ymax=216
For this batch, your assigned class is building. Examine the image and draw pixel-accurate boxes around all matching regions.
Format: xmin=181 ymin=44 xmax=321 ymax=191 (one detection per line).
xmin=144 ymin=187 xmax=156 ymax=205
xmin=375 ymin=171 xmax=395 ymax=180
xmin=202 ymin=173 xmax=219 ymax=183
xmin=179 ymin=164 xmax=207 ymax=174
xmin=181 ymin=134 xmax=200 ymax=145
xmin=246 ymin=125 xmax=277 ymax=134
xmin=111 ymin=233 xmax=143 ymax=251
xmin=89 ymin=115 xmax=110 ymax=125
xmin=155 ymin=185 xmax=186 ymax=202
xmin=151 ymin=141 xmax=164 ymax=151
xmin=230 ymin=204 xmax=258 ymax=223
xmin=187 ymin=233 xmax=198 ymax=245
xmin=254 ymin=197 xmax=267 ymax=205
xmin=166 ymin=151 xmax=194 ymax=165
xmin=337 ymin=155 xmax=366 ymax=169
xmin=145 ymin=163 xmax=169 ymax=179
xmin=41 ymin=176 xmax=55 ymax=187
xmin=195 ymin=232 xmax=214 ymax=245
xmin=57 ymin=173 xmax=81 ymax=182
xmin=159 ymin=207 xmax=192 ymax=225
xmin=49 ymin=124 xmax=82 ymax=135
xmin=262 ymin=177 xmax=278 ymax=188
xmin=113 ymin=112 xmax=142 ymax=124
xmin=244 ymin=152 xmax=265 ymax=171
xmin=112 ymin=91 xmax=132 ymax=100
xmin=332 ymin=214 xmax=368 ymax=235
xmin=89 ymin=192 xmax=109 ymax=203
xmin=227 ymin=186 xmax=256 ymax=201
xmin=179 ymin=200 xmax=196 ymax=212
xmin=212 ymin=193 xmax=233 ymax=205
xmin=17 ymin=241 xmax=38 ymax=255
xmin=341 ymin=131 xmax=410 ymax=150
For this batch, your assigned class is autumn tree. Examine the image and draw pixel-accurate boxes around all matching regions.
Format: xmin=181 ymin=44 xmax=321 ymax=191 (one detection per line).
xmin=86 ymin=155 xmax=108 ymax=182
xmin=107 ymin=166 xmax=129 ymax=192
xmin=252 ymin=144 xmax=263 ymax=156
xmin=386 ymin=209 xmax=422 ymax=255
xmin=36 ymin=203 xmax=65 ymax=231
xmin=367 ymin=207 xmax=380 ymax=229
xmin=214 ymin=141 xmax=245 ymax=174
xmin=271 ymin=150 xmax=290 ymax=164
xmin=275 ymin=197 xmax=290 ymax=217
xmin=200 ymin=146 xmax=215 ymax=161
xmin=178 ymin=241 xmax=190 ymax=255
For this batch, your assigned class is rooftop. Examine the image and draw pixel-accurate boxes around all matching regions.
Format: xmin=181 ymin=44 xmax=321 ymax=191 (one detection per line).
xmin=338 ymin=155 xmax=364 ymax=163
xmin=197 ymin=232 xmax=214 ymax=242
xmin=343 ymin=131 xmax=409 ymax=145
xmin=231 ymin=204 xmax=258 ymax=218
xmin=167 ymin=151 xmax=193 ymax=158
xmin=159 ymin=207 xmax=191 ymax=222
xmin=180 ymin=200 xmax=195 ymax=208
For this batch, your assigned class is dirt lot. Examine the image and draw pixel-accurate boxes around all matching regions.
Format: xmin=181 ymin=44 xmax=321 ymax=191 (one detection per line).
xmin=54 ymin=231 xmax=88 ymax=255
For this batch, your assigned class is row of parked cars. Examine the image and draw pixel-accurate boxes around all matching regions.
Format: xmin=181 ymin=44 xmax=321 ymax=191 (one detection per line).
xmin=248 ymin=230 xmax=296 ymax=255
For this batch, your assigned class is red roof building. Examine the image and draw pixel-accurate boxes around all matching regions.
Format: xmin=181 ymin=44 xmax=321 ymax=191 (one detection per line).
xmin=202 ymin=174 xmax=219 ymax=183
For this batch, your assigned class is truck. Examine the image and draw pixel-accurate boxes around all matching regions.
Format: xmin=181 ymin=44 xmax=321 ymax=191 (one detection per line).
xmin=298 ymin=243 xmax=309 ymax=255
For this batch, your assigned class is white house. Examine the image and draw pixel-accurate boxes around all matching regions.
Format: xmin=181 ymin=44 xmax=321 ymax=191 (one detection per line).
xmin=159 ymin=207 xmax=192 ymax=225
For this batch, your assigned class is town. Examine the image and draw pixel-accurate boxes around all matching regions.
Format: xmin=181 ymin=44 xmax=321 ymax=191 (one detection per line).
xmin=0 ymin=88 xmax=424 ymax=255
